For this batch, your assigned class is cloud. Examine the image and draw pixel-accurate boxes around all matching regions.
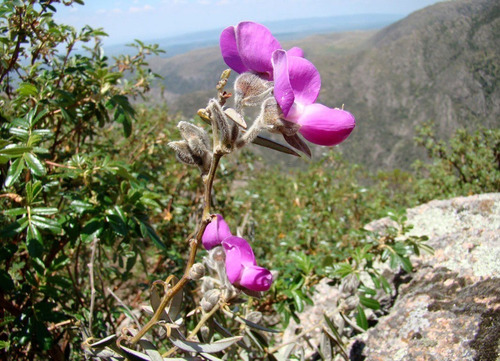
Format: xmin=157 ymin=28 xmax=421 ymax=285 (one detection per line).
xmin=129 ymin=4 xmax=154 ymax=13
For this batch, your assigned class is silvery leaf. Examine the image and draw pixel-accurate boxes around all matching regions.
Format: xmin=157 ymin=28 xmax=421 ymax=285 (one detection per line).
xmin=169 ymin=336 xmax=243 ymax=353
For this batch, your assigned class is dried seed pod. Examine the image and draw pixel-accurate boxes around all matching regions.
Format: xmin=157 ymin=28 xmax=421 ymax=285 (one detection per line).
xmin=188 ymin=263 xmax=205 ymax=280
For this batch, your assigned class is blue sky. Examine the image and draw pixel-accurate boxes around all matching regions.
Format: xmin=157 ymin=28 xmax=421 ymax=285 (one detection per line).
xmin=54 ymin=0 xmax=443 ymax=45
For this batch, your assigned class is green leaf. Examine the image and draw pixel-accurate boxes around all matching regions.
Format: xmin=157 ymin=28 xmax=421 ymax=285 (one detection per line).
xmin=106 ymin=214 xmax=127 ymax=236
xmin=0 ymin=145 xmax=32 ymax=157
xmin=139 ymin=221 xmax=166 ymax=250
xmin=4 ymin=157 xmax=25 ymax=187
xmin=355 ymin=305 xmax=368 ymax=331
xmin=24 ymin=153 xmax=46 ymax=176
xmin=27 ymin=231 xmax=44 ymax=258
xmin=3 ymin=207 xmax=27 ymax=217
xmin=31 ymin=207 xmax=58 ymax=216
xmin=30 ymin=215 xmax=62 ymax=233
xmin=17 ymin=82 xmax=39 ymax=97
xmin=359 ymin=296 xmax=380 ymax=310
xmin=0 ymin=269 xmax=15 ymax=292
xmin=70 ymin=200 xmax=94 ymax=213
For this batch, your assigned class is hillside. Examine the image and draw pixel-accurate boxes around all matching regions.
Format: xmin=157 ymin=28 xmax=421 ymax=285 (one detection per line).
xmin=148 ymin=0 xmax=500 ymax=170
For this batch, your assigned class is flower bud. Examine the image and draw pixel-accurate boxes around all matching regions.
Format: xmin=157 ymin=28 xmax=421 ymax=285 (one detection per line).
xmin=177 ymin=121 xmax=210 ymax=156
xmin=234 ymin=72 xmax=273 ymax=110
xmin=188 ymin=263 xmax=205 ymax=280
xmin=341 ymin=274 xmax=360 ymax=295
xmin=246 ymin=311 xmax=262 ymax=324
xmin=201 ymin=277 xmax=216 ymax=293
xmin=200 ymin=289 xmax=220 ymax=312
xmin=208 ymin=99 xmax=236 ymax=150
xmin=260 ymin=97 xmax=300 ymax=136
xmin=200 ymin=325 xmax=212 ymax=342
xmin=168 ymin=140 xmax=198 ymax=166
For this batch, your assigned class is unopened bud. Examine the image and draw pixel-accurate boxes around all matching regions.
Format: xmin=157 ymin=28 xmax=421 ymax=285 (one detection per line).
xmin=168 ymin=140 xmax=198 ymax=166
xmin=208 ymin=99 xmax=236 ymax=150
xmin=200 ymin=325 xmax=212 ymax=342
xmin=246 ymin=311 xmax=262 ymax=324
xmin=201 ymin=277 xmax=215 ymax=293
xmin=341 ymin=274 xmax=360 ymax=295
xmin=178 ymin=121 xmax=211 ymax=157
xmin=188 ymin=263 xmax=205 ymax=280
xmin=234 ymin=73 xmax=273 ymax=110
xmin=200 ymin=289 xmax=220 ymax=312
xmin=260 ymin=97 xmax=300 ymax=136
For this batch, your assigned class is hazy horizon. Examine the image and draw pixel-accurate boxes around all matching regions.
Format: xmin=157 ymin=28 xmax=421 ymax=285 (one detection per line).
xmin=54 ymin=0 xmax=444 ymax=46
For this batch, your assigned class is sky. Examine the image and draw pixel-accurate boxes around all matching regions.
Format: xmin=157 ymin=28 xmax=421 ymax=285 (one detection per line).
xmin=54 ymin=0 xmax=444 ymax=45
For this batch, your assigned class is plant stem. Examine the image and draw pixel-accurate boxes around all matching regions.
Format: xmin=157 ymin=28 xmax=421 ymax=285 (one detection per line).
xmin=129 ymin=148 xmax=223 ymax=345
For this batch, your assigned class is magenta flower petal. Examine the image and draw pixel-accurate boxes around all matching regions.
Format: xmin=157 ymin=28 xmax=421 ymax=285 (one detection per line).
xmin=202 ymin=214 xmax=232 ymax=250
xmin=272 ymin=50 xmax=321 ymax=117
xmin=272 ymin=50 xmax=295 ymax=117
xmin=287 ymin=46 xmax=304 ymax=58
xmin=236 ymin=22 xmax=281 ymax=78
xmin=222 ymin=236 xmax=256 ymax=283
xmin=287 ymin=55 xmax=321 ymax=106
xmin=220 ymin=26 xmax=249 ymax=74
xmin=297 ymin=104 xmax=355 ymax=146
xmin=239 ymin=265 xmax=273 ymax=291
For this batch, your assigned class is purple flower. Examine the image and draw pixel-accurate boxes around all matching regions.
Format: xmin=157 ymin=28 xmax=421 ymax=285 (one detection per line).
xmin=201 ymin=214 xmax=273 ymax=292
xmin=220 ymin=21 xmax=303 ymax=80
xmin=272 ymin=49 xmax=355 ymax=146
xmin=202 ymin=214 xmax=232 ymax=250
xmin=222 ymin=236 xmax=273 ymax=292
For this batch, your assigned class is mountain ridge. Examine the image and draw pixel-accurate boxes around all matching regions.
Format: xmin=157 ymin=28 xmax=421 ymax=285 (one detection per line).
xmin=148 ymin=0 xmax=499 ymax=170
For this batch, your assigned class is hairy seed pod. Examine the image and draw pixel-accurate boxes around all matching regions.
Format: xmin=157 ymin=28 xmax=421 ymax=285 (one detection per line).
xmin=188 ymin=263 xmax=205 ymax=280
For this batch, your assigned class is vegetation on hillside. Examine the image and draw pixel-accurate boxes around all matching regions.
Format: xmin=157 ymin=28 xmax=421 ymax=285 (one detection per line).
xmin=0 ymin=0 xmax=498 ymax=360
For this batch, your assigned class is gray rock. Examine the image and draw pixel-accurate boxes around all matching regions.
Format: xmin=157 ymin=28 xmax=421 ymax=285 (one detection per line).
xmin=350 ymin=193 xmax=500 ymax=361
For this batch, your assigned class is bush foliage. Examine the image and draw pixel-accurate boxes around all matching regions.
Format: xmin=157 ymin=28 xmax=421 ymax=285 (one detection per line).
xmin=1 ymin=1 xmax=498 ymax=359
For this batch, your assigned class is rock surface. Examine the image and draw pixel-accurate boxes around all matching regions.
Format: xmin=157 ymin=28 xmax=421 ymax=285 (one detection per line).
xmin=354 ymin=193 xmax=500 ymax=361
xmin=284 ymin=193 xmax=500 ymax=360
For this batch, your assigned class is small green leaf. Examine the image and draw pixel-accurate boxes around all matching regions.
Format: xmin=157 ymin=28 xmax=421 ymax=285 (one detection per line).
xmin=0 ymin=145 xmax=32 ymax=157
xmin=139 ymin=221 xmax=166 ymax=250
xmin=31 ymin=207 xmax=58 ymax=216
xmin=17 ymin=82 xmax=38 ymax=97
xmin=3 ymin=207 xmax=27 ymax=217
xmin=4 ymin=157 xmax=25 ymax=187
xmin=24 ymin=153 xmax=46 ymax=176
xmin=30 ymin=215 xmax=62 ymax=233
xmin=355 ymin=305 xmax=368 ymax=331
xmin=0 ymin=269 xmax=15 ymax=292
xmin=359 ymin=296 xmax=380 ymax=310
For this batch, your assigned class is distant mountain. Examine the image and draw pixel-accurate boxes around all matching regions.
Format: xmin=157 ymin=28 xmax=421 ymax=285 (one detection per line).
xmin=106 ymin=13 xmax=403 ymax=58
xmin=147 ymin=0 xmax=499 ymax=170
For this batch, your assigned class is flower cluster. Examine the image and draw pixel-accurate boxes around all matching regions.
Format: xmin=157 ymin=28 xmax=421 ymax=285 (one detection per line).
xmin=202 ymin=214 xmax=273 ymax=292
xmin=220 ymin=21 xmax=355 ymax=147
